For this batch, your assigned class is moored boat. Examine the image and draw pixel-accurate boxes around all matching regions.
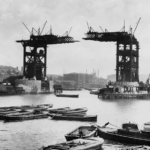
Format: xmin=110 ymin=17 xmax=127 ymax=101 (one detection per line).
xmin=0 ymin=109 xmax=28 ymax=119
xmin=61 ymin=112 xmax=86 ymax=116
xmin=0 ymin=110 xmax=34 ymax=120
xmin=38 ymin=137 xmax=104 ymax=150
xmin=97 ymin=122 xmax=150 ymax=146
xmin=49 ymin=107 xmax=88 ymax=116
xmin=48 ymin=107 xmax=70 ymax=113
xmin=4 ymin=110 xmax=48 ymax=122
xmin=59 ymin=107 xmax=88 ymax=115
xmin=22 ymin=104 xmax=53 ymax=111
xmin=90 ymin=89 xmax=99 ymax=95
xmin=0 ymin=103 xmax=53 ymax=111
xmin=55 ymin=94 xmax=79 ymax=98
xmin=49 ymin=114 xmax=97 ymax=122
xmin=141 ymin=122 xmax=150 ymax=134
xmin=65 ymin=124 xmax=98 ymax=141
xmin=0 ymin=109 xmax=21 ymax=114
xmin=7 ymin=110 xmax=34 ymax=116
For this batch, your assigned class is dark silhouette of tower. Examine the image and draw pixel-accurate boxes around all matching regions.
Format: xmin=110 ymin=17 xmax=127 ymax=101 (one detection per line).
xmin=83 ymin=19 xmax=141 ymax=82
xmin=16 ymin=23 xmax=78 ymax=80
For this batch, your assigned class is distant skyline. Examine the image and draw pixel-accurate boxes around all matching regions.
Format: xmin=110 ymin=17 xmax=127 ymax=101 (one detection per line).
xmin=0 ymin=0 xmax=150 ymax=78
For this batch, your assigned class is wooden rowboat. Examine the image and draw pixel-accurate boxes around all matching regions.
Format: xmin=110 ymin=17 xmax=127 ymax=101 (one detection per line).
xmin=38 ymin=137 xmax=104 ymax=150
xmin=49 ymin=107 xmax=88 ymax=116
xmin=0 ymin=109 xmax=21 ymax=114
xmin=55 ymin=94 xmax=79 ymax=98
xmin=22 ymin=104 xmax=53 ymax=111
xmin=60 ymin=112 xmax=86 ymax=116
xmin=4 ymin=111 xmax=48 ymax=122
xmin=49 ymin=112 xmax=86 ymax=117
xmin=65 ymin=124 xmax=98 ymax=141
xmin=49 ymin=114 xmax=97 ymax=122
xmin=0 ymin=103 xmax=53 ymax=111
xmin=59 ymin=107 xmax=88 ymax=115
xmin=48 ymin=107 xmax=70 ymax=113
xmin=0 ymin=109 xmax=28 ymax=119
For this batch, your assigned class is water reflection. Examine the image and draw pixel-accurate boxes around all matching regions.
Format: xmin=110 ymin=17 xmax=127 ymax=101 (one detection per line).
xmin=0 ymin=90 xmax=150 ymax=149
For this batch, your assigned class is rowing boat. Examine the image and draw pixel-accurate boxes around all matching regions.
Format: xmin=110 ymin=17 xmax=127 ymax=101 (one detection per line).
xmin=0 ymin=103 xmax=53 ymax=111
xmin=65 ymin=124 xmax=98 ymax=141
xmin=4 ymin=110 xmax=48 ymax=122
xmin=49 ymin=114 xmax=97 ymax=122
xmin=60 ymin=112 xmax=86 ymax=116
xmin=0 ymin=109 xmax=28 ymax=119
xmin=22 ymin=104 xmax=53 ymax=111
xmin=38 ymin=137 xmax=104 ymax=150
xmin=60 ymin=107 xmax=88 ymax=114
xmin=49 ymin=107 xmax=88 ymax=116
xmin=48 ymin=107 xmax=70 ymax=113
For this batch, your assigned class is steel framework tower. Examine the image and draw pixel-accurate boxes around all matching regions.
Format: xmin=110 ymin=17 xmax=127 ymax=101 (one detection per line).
xmin=17 ymin=23 xmax=78 ymax=80
xmin=83 ymin=20 xmax=141 ymax=82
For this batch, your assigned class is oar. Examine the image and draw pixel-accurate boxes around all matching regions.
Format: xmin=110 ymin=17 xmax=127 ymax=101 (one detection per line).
xmin=89 ymin=122 xmax=109 ymax=128
xmin=102 ymin=122 xmax=109 ymax=127
xmin=108 ymin=122 xmax=121 ymax=129
xmin=92 ymin=122 xmax=109 ymax=128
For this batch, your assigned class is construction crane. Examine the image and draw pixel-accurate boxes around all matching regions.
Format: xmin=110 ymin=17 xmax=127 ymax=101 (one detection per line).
xmin=83 ymin=18 xmax=141 ymax=82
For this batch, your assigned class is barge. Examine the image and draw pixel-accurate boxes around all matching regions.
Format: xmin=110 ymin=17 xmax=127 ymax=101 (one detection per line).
xmin=98 ymin=81 xmax=150 ymax=99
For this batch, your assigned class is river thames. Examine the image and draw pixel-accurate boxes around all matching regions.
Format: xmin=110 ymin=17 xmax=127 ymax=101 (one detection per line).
xmin=0 ymin=90 xmax=150 ymax=150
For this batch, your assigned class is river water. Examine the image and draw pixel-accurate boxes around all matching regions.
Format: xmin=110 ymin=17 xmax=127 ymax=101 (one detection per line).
xmin=0 ymin=90 xmax=150 ymax=150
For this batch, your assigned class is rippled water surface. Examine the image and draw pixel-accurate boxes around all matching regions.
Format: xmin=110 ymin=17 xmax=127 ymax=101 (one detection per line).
xmin=0 ymin=90 xmax=150 ymax=150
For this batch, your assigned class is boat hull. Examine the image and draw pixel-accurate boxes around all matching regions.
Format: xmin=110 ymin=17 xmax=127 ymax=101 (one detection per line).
xmin=60 ymin=107 xmax=88 ymax=114
xmin=38 ymin=137 xmax=104 ymax=150
xmin=50 ymin=114 xmax=97 ymax=122
xmin=0 ymin=104 xmax=53 ymax=111
xmin=55 ymin=94 xmax=79 ymax=98
xmin=48 ymin=107 xmax=70 ymax=113
xmin=61 ymin=112 xmax=86 ymax=116
xmin=98 ymin=127 xmax=150 ymax=146
xmin=4 ymin=114 xmax=48 ymax=122
xmin=65 ymin=125 xmax=98 ymax=141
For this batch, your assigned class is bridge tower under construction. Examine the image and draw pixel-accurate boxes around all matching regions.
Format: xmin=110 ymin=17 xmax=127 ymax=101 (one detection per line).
xmin=16 ymin=22 xmax=78 ymax=80
xmin=116 ymin=36 xmax=139 ymax=82
xmin=83 ymin=19 xmax=141 ymax=82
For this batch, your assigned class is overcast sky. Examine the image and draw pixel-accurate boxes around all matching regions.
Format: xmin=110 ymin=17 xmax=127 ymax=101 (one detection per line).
xmin=0 ymin=0 xmax=150 ymax=78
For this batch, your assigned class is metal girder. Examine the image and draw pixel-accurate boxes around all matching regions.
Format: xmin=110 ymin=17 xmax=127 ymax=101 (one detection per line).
xmin=83 ymin=31 xmax=138 ymax=43
xmin=17 ymin=34 xmax=78 ymax=47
